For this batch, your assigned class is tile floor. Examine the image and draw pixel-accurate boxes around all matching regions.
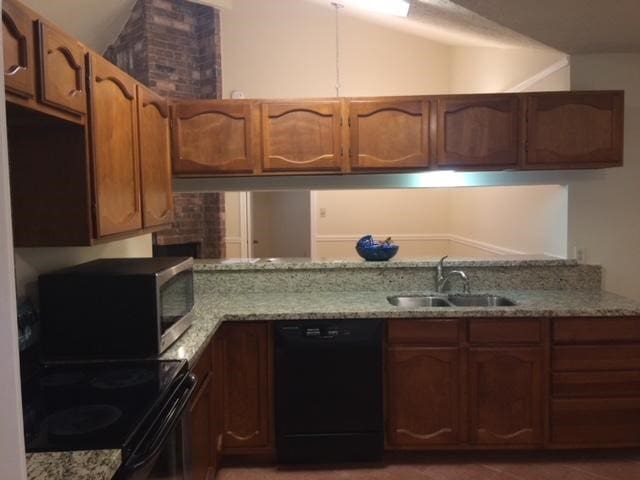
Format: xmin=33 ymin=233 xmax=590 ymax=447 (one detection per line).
xmin=217 ymin=452 xmax=640 ymax=480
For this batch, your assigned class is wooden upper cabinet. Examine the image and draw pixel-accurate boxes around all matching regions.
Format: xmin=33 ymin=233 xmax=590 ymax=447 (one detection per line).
xmin=261 ymin=101 xmax=343 ymax=172
xmin=172 ymin=100 xmax=257 ymax=175
xmin=2 ymin=0 xmax=35 ymax=99
xmin=349 ymin=98 xmax=432 ymax=171
xmin=217 ymin=322 xmax=272 ymax=452
xmin=525 ymin=91 xmax=624 ymax=168
xmin=36 ymin=21 xmax=87 ymax=115
xmin=437 ymin=94 xmax=520 ymax=169
xmin=88 ymin=53 xmax=142 ymax=238
xmin=469 ymin=348 xmax=542 ymax=446
xmin=387 ymin=347 xmax=460 ymax=447
xmin=137 ymin=85 xmax=173 ymax=228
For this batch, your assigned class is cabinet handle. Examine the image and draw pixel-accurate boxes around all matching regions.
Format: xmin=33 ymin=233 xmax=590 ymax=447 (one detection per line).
xmin=68 ymin=88 xmax=83 ymax=97
xmin=6 ymin=65 xmax=25 ymax=76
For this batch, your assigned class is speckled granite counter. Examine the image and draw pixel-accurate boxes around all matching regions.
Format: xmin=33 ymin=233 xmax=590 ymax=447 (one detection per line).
xmin=162 ymin=288 xmax=640 ymax=365
xmin=29 ymin=258 xmax=640 ymax=479
xmin=26 ymin=450 xmax=121 ymax=480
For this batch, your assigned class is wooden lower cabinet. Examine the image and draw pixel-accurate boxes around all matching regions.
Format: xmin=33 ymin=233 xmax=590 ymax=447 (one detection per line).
xmin=550 ymin=316 xmax=640 ymax=447
xmin=387 ymin=347 xmax=460 ymax=447
xmin=189 ymin=341 xmax=215 ymax=480
xmin=216 ymin=322 xmax=273 ymax=454
xmin=468 ymin=348 xmax=543 ymax=446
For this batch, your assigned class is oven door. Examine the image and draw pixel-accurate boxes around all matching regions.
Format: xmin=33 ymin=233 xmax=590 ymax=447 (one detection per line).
xmin=115 ymin=374 xmax=196 ymax=480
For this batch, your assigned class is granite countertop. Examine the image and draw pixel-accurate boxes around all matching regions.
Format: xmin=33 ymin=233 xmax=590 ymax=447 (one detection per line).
xmin=164 ymin=287 xmax=640 ymax=365
xmin=196 ymin=256 xmax=577 ymax=271
xmin=26 ymin=450 xmax=121 ymax=480
xmin=28 ymin=284 xmax=640 ymax=479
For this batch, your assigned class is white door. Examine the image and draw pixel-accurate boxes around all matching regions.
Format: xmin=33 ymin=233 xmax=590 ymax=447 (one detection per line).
xmin=250 ymin=191 xmax=311 ymax=258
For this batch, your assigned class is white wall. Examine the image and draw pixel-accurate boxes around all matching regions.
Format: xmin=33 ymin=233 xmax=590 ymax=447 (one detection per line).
xmin=448 ymin=185 xmax=568 ymax=258
xmin=449 ymin=46 xmax=567 ymax=93
xmin=569 ymin=54 xmax=640 ymax=300
xmin=220 ymin=0 xmax=451 ymax=98
xmin=0 ymin=15 xmax=28 ymax=476
xmin=13 ymin=235 xmax=152 ymax=301
xmin=312 ymin=186 xmax=567 ymax=260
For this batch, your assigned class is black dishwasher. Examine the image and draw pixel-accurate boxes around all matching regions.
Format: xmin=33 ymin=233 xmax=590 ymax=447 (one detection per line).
xmin=275 ymin=319 xmax=383 ymax=464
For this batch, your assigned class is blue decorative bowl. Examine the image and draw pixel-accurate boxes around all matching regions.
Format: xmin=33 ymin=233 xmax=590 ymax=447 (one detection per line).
xmin=356 ymin=243 xmax=399 ymax=261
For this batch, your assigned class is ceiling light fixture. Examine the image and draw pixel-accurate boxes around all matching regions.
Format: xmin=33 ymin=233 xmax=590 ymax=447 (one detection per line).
xmin=346 ymin=0 xmax=410 ymax=17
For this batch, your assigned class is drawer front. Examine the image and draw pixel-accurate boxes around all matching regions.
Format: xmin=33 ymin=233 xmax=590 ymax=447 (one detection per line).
xmin=469 ymin=319 xmax=541 ymax=345
xmin=553 ymin=317 xmax=640 ymax=344
xmin=553 ymin=371 xmax=640 ymax=398
xmin=551 ymin=398 xmax=640 ymax=445
xmin=553 ymin=345 xmax=640 ymax=371
xmin=388 ymin=319 xmax=459 ymax=345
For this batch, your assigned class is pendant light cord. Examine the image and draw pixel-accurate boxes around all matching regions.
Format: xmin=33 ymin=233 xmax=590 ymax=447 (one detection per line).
xmin=331 ymin=2 xmax=344 ymax=96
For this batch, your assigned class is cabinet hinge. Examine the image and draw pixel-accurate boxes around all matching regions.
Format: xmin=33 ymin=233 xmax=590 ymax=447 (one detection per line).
xmin=340 ymin=146 xmax=344 ymax=158
xmin=348 ymin=117 xmax=351 ymax=127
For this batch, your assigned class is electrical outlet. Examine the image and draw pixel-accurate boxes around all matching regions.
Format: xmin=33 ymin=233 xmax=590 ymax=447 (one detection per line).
xmin=319 ymin=208 xmax=327 ymax=218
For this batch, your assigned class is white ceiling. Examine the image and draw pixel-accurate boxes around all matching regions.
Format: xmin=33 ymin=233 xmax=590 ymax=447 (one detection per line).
xmin=19 ymin=0 xmax=640 ymax=54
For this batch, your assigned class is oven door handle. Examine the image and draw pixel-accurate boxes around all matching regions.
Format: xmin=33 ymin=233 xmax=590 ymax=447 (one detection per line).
xmin=120 ymin=373 xmax=197 ymax=476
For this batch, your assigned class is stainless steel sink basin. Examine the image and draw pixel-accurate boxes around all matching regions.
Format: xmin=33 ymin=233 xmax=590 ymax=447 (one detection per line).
xmin=447 ymin=294 xmax=516 ymax=307
xmin=387 ymin=295 xmax=450 ymax=308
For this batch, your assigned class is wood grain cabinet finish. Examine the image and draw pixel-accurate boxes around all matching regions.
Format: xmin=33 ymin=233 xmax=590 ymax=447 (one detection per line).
xmin=172 ymin=100 xmax=257 ymax=175
xmin=387 ymin=346 xmax=460 ymax=447
xmin=261 ymin=101 xmax=343 ymax=172
xmin=190 ymin=345 xmax=213 ymax=480
xmin=468 ymin=348 xmax=542 ymax=446
xmin=36 ymin=21 xmax=86 ymax=115
xmin=2 ymin=0 xmax=35 ymax=99
xmin=87 ymin=53 xmax=142 ymax=238
xmin=525 ymin=91 xmax=624 ymax=169
xmin=349 ymin=99 xmax=432 ymax=171
xmin=550 ymin=316 xmax=640 ymax=447
xmin=137 ymin=85 xmax=173 ymax=228
xmin=437 ymin=94 xmax=520 ymax=169
xmin=217 ymin=322 xmax=272 ymax=453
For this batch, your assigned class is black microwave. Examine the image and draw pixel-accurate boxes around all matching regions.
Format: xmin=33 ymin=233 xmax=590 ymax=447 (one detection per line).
xmin=39 ymin=257 xmax=195 ymax=360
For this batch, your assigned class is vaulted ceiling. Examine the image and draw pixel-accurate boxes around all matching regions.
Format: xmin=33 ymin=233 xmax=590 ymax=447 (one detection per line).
xmin=18 ymin=0 xmax=640 ymax=54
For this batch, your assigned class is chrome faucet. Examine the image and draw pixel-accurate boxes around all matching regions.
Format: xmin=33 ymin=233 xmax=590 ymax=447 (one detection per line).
xmin=435 ymin=256 xmax=470 ymax=293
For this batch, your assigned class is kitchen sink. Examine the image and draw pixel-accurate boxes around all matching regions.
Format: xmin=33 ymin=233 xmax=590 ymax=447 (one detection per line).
xmin=387 ymin=295 xmax=450 ymax=307
xmin=447 ymin=294 xmax=516 ymax=307
xmin=387 ymin=293 xmax=517 ymax=307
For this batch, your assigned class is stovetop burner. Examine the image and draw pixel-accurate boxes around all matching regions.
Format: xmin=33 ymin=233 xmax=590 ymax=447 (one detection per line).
xmin=46 ymin=405 xmax=122 ymax=438
xmin=22 ymin=359 xmax=186 ymax=453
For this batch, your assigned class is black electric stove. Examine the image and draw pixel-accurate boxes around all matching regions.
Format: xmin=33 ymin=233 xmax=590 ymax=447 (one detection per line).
xmin=22 ymin=359 xmax=191 ymax=457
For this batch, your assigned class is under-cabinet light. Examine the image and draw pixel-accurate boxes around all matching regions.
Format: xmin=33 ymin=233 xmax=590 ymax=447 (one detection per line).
xmin=412 ymin=170 xmax=470 ymax=188
xmin=344 ymin=0 xmax=410 ymax=17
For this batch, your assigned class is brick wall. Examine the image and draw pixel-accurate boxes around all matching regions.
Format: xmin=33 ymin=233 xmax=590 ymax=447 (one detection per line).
xmin=105 ymin=0 xmax=221 ymax=99
xmin=105 ymin=0 xmax=224 ymax=258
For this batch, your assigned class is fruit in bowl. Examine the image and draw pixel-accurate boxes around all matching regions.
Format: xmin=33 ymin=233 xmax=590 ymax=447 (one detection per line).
xmin=355 ymin=235 xmax=399 ymax=261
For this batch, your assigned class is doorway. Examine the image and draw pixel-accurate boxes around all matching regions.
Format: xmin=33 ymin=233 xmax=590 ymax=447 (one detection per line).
xmin=250 ymin=191 xmax=311 ymax=258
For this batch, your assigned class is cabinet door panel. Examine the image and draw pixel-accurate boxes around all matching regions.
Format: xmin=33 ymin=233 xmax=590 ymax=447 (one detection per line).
xmin=219 ymin=322 xmax=271 ymax=451
xmin=525 ymin=91 xmax=623 ymax=168
xmin=137 ymin=85 xmax=173 ymax=228
xmin=350 ymin=100 xmax=431 ymax=170
xmin=437 ymin=95 xmax=519 ymax=168
xmin=387 ymin=347 xmax=460 ymax=447
xmin=3 ymin=0 xmax=35 ymax=98
xmin=469 ymin=348 xmax=542 ymax=445
xmin=88 ymin=54 xmax=141 ymax=237
xmin=262 ymin=102 xmax=342 ymax=172
xmin=173 ymin=101 xmax=256 ymax=174
xmin=190 ymin=372 xmax=212 ymax=480
xmin=37 ymin=21 xmax=86 ymax=115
